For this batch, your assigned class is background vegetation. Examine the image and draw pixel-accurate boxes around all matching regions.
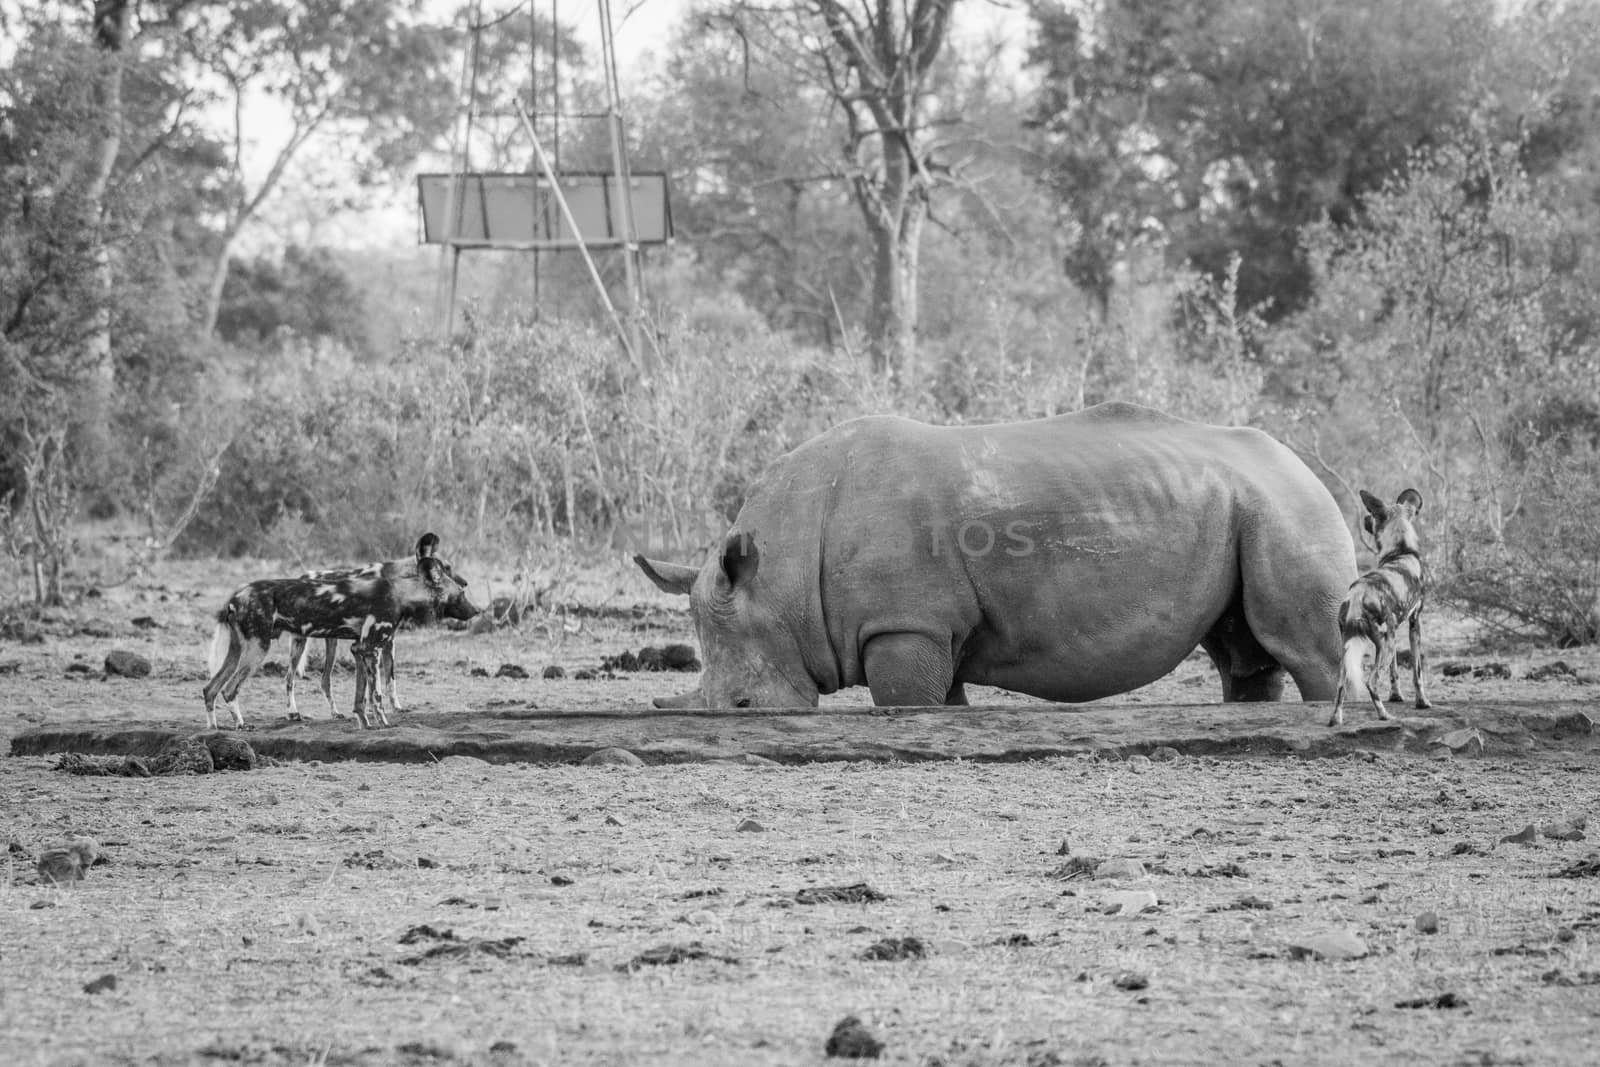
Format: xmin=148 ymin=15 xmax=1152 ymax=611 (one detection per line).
xmin=4 ymin=0 xmax=1600 ymax=644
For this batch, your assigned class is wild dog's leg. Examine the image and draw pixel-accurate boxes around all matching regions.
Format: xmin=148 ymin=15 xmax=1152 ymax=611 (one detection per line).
xmin=319 ymin=638 xmax=344 ymax=719
xmin=1366 ymin=635 xmax=1392 ymax=720
xmin=1409 ymin=610 xmax=1432 ymax=709
xmin=286 ymin=637 xmax=306 ymax=721
xmin=348 ymin=647 xmax=373 ymax=728
xmin=363 ymin=625 xmax=396 ymax=727
xmin=1384 ymin=620 xmax=1406 ymax=703
xmin=220 ymin=632 xmax=272 ymax=729
xmin=382 ymin=642 xmax=401 ymax=714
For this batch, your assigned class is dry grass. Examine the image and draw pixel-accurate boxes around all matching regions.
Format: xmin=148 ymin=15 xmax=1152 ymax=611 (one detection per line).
xmin=4 ymin=752 xmax=1600 ymax=1065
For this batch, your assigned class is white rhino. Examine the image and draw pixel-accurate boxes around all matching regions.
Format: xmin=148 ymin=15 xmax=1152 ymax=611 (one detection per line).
xmin=637 ymin=402 xmax=1355 ymax=708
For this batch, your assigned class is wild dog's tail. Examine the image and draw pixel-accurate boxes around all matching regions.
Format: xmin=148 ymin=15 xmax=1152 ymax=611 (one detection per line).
xmin=1337 ymin=634 xmax=1374 ymax=704
xmin=206 ymin=614 xmax=233 ymax=678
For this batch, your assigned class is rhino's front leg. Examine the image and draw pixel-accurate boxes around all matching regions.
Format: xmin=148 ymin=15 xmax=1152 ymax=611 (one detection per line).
xmin=863 ymin=632 xmax=955 ymax=707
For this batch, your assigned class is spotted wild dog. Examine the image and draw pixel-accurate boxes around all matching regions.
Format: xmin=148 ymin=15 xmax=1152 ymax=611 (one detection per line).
xmin=202 ymin=533 xmax=480 ymax=730
xmin=287 ymin=555 xmax=414 ymax=723
xmin=1329 ymin=489 xmax=1431 ymax=727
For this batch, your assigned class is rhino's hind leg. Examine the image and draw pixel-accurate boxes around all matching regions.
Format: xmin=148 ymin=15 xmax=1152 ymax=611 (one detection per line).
xmin=1201 ymin=601 xmax=1287 ymax=702
xmin=863 ymin=632 xmax=955 ymax=707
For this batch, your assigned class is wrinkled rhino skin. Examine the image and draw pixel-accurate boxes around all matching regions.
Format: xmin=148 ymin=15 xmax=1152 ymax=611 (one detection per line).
xmin=637 ymin=402 xmax=1355 ymax=709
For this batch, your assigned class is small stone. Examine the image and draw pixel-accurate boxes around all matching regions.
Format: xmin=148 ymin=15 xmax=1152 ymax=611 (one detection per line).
xmin=1125 ymin=754 xmax=1151 ymax=769
xmin=1415 ymin=910 xmax=1441 ymax=934
xmin=541 ymin=665 xmax=565 ymax=679
xmin=1542 ymin=820 xmax=1588 ymax=842
xmin=37 ymin=849 xmax=84 ymax=885
xmin=1288 ymin=930 xmax=1369 ymax=961
xmin=583 ymin=747 xmax=644 ymax=767
xmin=103 ymin=650 xmax=151 ymax=678
xmin=736 ymin=818 xmax=767 ymax=833
xmin=1093 ymin=858 xmax=1147 ymax=880
xmin=1432 ymin=728 xmax=1484 ymax=757
xmin=82 ymin=974 xmax=117 ymax=995
xmin=661 ymin=644 xmax=700 ymax=671
xmin=204 ymin=735 xmax=257 ymax=771
xmin=603 ymin=815 xmax=625 ymax=827
xmin=1500 ymin=823 xmax=1539 ymax=846
xmin=1149 ymin=747 xmax=1181 ymax=762
xmin=1112 ymin=970 xmax=1149 ymax=991
xmin=1103 ymin=890 xmax=1159 ymax=916
xmin=824 ymin=1015 xmax=884 ymax=1059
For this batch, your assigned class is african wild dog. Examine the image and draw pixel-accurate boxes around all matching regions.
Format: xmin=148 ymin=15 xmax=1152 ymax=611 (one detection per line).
xmin=202 ymin=533 xmax=479 ymax=730
xmin=287 ymin=555 xmax=414 ymax=723
xmin=1329 ymin=489 xmax=1431 ymax=727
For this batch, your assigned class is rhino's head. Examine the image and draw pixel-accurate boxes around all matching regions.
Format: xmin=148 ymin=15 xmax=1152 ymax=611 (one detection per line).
xmin=635 ymin=531 xmax=819 ymax=709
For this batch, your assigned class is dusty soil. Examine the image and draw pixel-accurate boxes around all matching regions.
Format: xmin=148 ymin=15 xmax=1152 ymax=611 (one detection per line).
xmin=3 ymin=557 xmax=1600 ymax=1065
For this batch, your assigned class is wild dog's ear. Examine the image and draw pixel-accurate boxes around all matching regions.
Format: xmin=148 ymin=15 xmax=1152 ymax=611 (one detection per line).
xmin=1395 ymin=488 xmax=1423 ymax=514
xmin=635 ymin=555 xmax=698 ymax=596
xmin=719 ymin=530 xmax=759 ymax=589
xmin=1362 ymin=514 xmax=1377 ymax=537
xmin=1358 ymin=489 xmax=1387 ymax=518
xmin=416 ymin=532 xmax=440 ymax=560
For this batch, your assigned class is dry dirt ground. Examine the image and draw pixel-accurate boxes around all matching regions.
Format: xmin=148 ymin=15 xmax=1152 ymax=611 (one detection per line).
xmin=3 ymin=557 xmax=1600 ymax=1066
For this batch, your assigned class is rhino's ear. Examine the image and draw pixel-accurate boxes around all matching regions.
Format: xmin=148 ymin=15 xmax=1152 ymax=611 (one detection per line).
xmin=635 ymin=555 xmax=698 ymax=596
xmin=1396 ymin=488 xmax=1423 ymax=514
xmin=1358 ymin=489 xmax=1386 ymax=518
xmin=720 ymin=531 xmax=759 ymax=589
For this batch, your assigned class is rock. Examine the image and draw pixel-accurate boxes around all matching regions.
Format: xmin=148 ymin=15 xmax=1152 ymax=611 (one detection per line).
xmin=204 ymin=735 xmax=257 ymax=772
xmin=1527 ymin=661 xmax=1577 ymax=682
xmin=1093 ymin=858 xmax=1147 ymax=880
xmin=1500 ymin=823 xmax=1539 ymax=846
xmin=1543 ymin=818 xmax=1588 ymax=842
xmin=150 ymin=737 xmax=214 ymax=776
xmin=1103 ymin=890 xmax=1159 ymax=916
xmin=1287 ymin=930 xmax=1369 ymax=961
xmin=37 ymin=850 xmax=85 ymax=885
xmin=583 ymin=747 xmax=644 ymax=767
xmin=82 ymin=974 xmax=118 ymax=995
xmin=103 ymin=650 xmax=151 ymax=678
xmin=601 ymin=650 xmax=641 ymax=672
xmin=1431 ymin=728 xmax=1484 ymax=757
xmin=824 ymin=1016 xmax=884 ymax=1059
xmin=1149 ymin=746 xmax=1181 ymax=762
xmin=661 ymin=643 xmax=700 ymax=670
xmin=541 ymin=665 xmax=565 ymax=679
xmin=494 ymin=663 xmax=529 ymax=679
xmin=1125 ymin=754 xmax=1151 ymax=769
xmin=1112 ymin=970 xmax=1149 ymax=991
xmin=736 ymin=818 xmax=767 ymax=833
xmin=1415 ymin=911 xmax=1441 ymax=934
xmin=860 ymin=936 xmax=926 ymax=961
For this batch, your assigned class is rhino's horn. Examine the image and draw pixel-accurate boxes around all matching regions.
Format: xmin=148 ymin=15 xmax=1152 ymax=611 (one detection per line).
xmin=635 ymin=555 xmax=698 ymax=596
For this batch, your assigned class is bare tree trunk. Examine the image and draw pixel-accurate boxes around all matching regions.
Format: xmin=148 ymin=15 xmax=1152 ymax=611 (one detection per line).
xmin=79 ymin=0 xmax=129 ymax=490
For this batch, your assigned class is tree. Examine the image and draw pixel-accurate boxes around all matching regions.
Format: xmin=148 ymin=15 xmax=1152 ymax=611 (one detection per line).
xmin=1025 ymin=0 xmax=1509 ymax=319
xmin=161 ymin=0 xmax=459 ymax=336
xmin=690 ymin=0 xmax=962 ymax=386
